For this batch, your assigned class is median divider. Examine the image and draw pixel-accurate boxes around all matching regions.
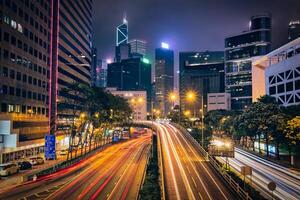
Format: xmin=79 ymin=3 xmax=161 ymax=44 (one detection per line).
xmin=172 ymin=123 xmax=252 ymax=200
xmin=131 ymin=121 xmax=165 ymax=200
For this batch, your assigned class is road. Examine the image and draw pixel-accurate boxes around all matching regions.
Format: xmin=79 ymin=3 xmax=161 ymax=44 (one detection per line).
xmin=155 ymin=122 xmax=235 ymax=200
xmin=0 ymin=134 xmax=151 ymax=200
xmin=218 ymin=148 xmax=300 ymax=200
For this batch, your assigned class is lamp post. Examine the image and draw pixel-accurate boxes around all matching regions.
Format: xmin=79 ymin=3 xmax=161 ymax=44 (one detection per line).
xmin=186 ymin=90 xmax=196 ymax=118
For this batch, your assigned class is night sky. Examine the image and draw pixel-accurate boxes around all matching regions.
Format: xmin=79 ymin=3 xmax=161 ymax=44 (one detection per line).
xmin=92 ymin=0 xmax=300 ymax=87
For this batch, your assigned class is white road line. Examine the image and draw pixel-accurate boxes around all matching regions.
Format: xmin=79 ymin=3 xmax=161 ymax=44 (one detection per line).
xmin=161 ymin=125 xmax=196 ymax=200
xmin=168 ymin=124 xmax=229 ymax=200
xmin=156 ymin=124 xmax=181 ymax=200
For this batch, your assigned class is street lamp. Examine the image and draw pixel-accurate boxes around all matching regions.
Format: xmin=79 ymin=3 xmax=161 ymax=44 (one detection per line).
xmin=186 ymin=90 xmax=196 ymax=116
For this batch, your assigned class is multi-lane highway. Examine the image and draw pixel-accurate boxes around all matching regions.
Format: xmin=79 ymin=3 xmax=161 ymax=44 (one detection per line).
xmin=0 ymin=134 xmax=151 ymax=200
xmin=218 ymin=148 xmax=300 ymax=200
xmin=154 ymin=122 xmax=235 ymax=200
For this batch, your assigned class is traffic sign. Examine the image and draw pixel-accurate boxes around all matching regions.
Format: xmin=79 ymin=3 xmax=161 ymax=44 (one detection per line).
xmin=268 ymin=181 xmax=276 ymax=191
xmin=241 ymin=166 xmax=252 ymax=176
xmin=45 ymin=134 xmax=56 ymax=160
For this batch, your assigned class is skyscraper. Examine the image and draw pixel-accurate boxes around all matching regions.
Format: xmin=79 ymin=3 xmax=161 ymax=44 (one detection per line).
xmin=51 ymin=0 xmax=93 ymax=135
xmin=115 ymin=17 xmax=130 ymax=62
xmin=179 ymin=51 xmax=225 ymax=113
xmin=0 ymin=0 xmax=51 ymax=156
xmin=225 ymin=15 xmax=271 ymax=110
xmin=288 ymin=20 xmax=300 ymax=41
xmin=116 ymin=17 xmax=128 ymax=46
xmin=129 ymin=39 xmax=146 ymax=57
xmin=0 ymin=0 xmax=93 ymax=163
xmin=155 ymin=43 xmax=174 ymax=115
xmin=107 ymin=57 xmax=152 ymax=110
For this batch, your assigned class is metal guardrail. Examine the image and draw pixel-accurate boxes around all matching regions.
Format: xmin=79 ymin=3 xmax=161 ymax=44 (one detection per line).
xmin=173 ymin=124 xmax=252 ymax=200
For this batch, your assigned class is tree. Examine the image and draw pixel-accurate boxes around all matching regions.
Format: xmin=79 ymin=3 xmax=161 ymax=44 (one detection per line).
xmin=285 ymin=116 xmax=300 ymax=145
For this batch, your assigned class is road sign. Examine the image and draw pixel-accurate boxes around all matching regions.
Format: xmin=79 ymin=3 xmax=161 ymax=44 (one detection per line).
xmin=45 ymin=134 xmax=56 ymax=160
xmin=268 ymin=181 xmax=276 ymax=191
xmin=241 ymin=166 xmax=252 ymax=176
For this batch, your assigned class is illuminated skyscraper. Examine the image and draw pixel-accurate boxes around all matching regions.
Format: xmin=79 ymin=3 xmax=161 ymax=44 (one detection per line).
xmin=225 ymin=15 xmax=271 ymax=110
xmin=155 ymin=43 xmax=174 ymax=115
xmin=115 ymin=17 xmax=130 ymax=62
xmin=129 ymin=39 xmax=146 ymax=57
xmin=116 ymin=17 xmax=128 ymax=46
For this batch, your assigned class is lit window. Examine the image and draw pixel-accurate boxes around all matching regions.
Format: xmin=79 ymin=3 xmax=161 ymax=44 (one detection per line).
xmin=4 ymin=15 xmax=10 ymax=24
xmin=15 ymin=105 xmax=20 ymax=113
xmin=17 ymin=24 xmax=23 ymax=33
xmin=11 ymin=20 xmax=17 ymax=29
xmin=8 ymin=104 xmax=14 ymax=112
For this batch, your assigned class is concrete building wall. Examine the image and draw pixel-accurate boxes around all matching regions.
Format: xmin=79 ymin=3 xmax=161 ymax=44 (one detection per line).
xmin=110 ymin=90 xmax=147 ymax=120
xmin=252 ymin=37 xmax=300 ymax=106
xmin=207 ymin=93 xmax=231 ymax=111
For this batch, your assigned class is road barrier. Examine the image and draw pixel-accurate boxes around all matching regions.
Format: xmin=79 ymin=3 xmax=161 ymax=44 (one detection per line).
xmin=132 ymin=121 xmax=166 ymax=200
xmin=173 ymin=123 xmax=252 ymax=200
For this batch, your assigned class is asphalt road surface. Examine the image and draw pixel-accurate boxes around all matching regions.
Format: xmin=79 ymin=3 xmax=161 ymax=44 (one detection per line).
xmin=0 ymin=134 xmax=151 ymax=200
xmin=155 ymin=122 xmax=235 ymax=200
xmin=218 ymin=148 xmax=300 ymax=200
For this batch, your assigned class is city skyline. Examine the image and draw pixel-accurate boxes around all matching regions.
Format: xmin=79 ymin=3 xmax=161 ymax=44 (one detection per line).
xmin=93 ymin=0 xmax=300 ymax=61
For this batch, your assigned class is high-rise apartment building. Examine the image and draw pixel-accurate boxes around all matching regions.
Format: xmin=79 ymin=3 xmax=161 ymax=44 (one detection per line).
xmin=0 ymin=0 xmax=92 ymax=163
xmin=179 ymin=51 xmax=225 ymax=114
xmin=288 ymin=20 xmax=300 ymax=42
xmin=225 ymin=15 xmax=271 ymax=110
xmin=129 ymin=39 xmax=146 ymax=57
xmin=155 ymin=43 xmax=174 ymax=115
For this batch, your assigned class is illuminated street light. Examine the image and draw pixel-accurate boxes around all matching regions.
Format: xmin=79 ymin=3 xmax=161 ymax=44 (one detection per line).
xmin=184 ymin=110 xmax=191 ymax=117
xmin=186 ymin=90 xmax=196 ymax=103
xmin=138 ymin=97 xmax=143 ymax=103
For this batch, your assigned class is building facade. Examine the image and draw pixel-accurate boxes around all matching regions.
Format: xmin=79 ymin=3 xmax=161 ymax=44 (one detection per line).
xmin=207 ymin=93 xmax=231 ymax=111
xmin=288 ymin=20 xmax=300 ymax=42
xmin=155 ymin=45 xmax=174 ymax=116
xmin=107 ymin=57 xmax=152 ymax=110
xmin=51 ymin=0 xmax=92 ymax=135
xmin=0 ymin=0 xmax=51 ymax=157
xmin=179 ymin=51 xmax=225 ymax=115
xmin=107 ymin=88 xmax=147 ymax=120
xmin=252 ymin=37 xmax=300 ymax=106
xmin=0 ymin=0 xmax=93 ymax=163
xmin=129 ymin=39 xmax=146 ymax=57
xmin=225 ymin=15 xmax=271 ymax=110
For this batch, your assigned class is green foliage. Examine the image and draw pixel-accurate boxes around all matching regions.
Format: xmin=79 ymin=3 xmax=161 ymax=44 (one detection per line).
xmin=139 ymin=135 xmax=161 ymax=200
xmin=284 ymin=116 xmax=300 ymax=145
xmin=203 ymin=95 xmax=299 ymax=157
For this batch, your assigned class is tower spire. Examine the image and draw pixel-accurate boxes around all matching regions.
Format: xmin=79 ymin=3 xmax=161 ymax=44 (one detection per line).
xmin=123 ymin=12 xmax=127 ymax=24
